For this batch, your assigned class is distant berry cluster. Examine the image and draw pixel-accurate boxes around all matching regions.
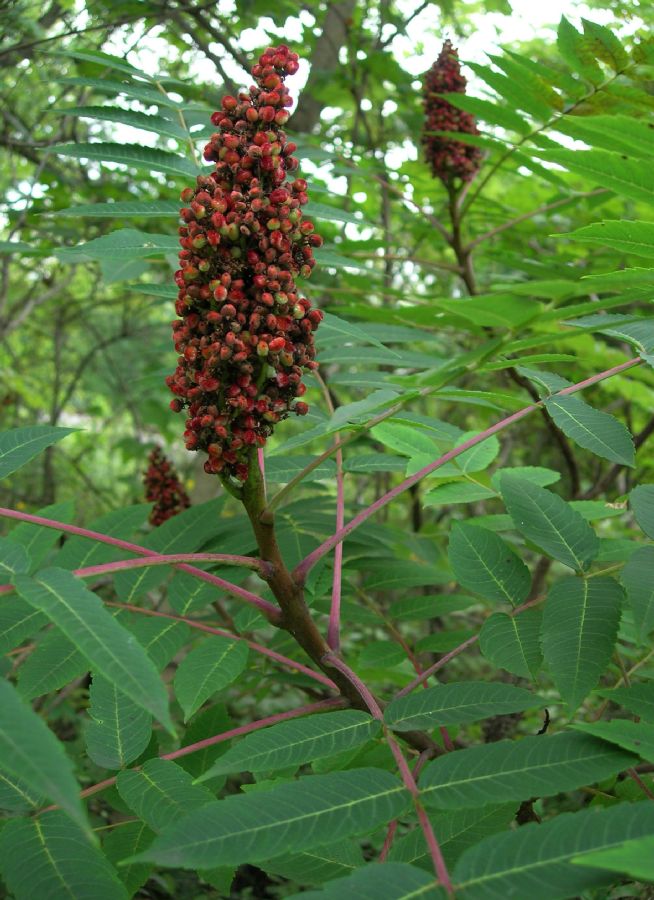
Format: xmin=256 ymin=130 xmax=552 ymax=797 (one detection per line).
xmin=422 ymin=40 xmax=482 ymax=185
xmin=144 ymin=447 xmax=191 ymax=526
xmin=167 ymin=45 xmax=323 ymax=482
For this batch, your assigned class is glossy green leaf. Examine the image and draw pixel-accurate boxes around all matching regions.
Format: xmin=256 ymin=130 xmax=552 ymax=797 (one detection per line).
xmin=557 ymin=16 xmax=603 ymax=83
xmin=621 ymin=545 xmax=654 ymax=640
xmin=630 ymin=484 xmax=654 ymax=538
xmin=131 ymin=768 xmax=408 ymax=869
xmin=0 ymin=596 xmax=46 ymax=654
xmin=265 ymin=455 xmax=337 ymax=483
xmin=103 ymin=821 xmax=155 ymax=897
xmin=0 ymin=426 xmax=76 ymax=480
xmin=490 ymin=467 xmax=560 ymax=491
xmin=542 ymin=149 xmax=654 ymax=205
xmin=113 ymin=499 xmax=224 ymax=601
xmin=14 ymin=568 xmax=173 ymax=733
xmin=17 ymin=629 xmax=86 ymax=700
xmin=86 ymin=675 xmax=152 ymax=769
xmin=0 ymin=812 xmax=127 ymax=900
xmin=420 ymin=733 xmax=634 ymax=810
xmin=390 ymin=805 xmax=515 ymax=871
xmin=562 ymin=220 xmax=654 ymax=260
xmin=174 ymin=636 xmax=248 ymax=721
xmin=54 ymin=143 xmax=199 ymax=177
xmin=448 ymin=523 xmax=530 ymax=606
xmin=479 ymin=610 xmax=543 ymax=679
xmin=573 ymin=719 xmax=654 ymax=763
xmin=500 ymin=475 xmax=599 ymax=570
xmin=423 ymin=482 xmax=496 ymax=506
xmin=265 ymin=839 xmax=364 ymax=887
xmin=53 ymin=503 xmax=150 ymax=571
xmin=117 ymin=759 xmax=214 ymax=832
xmin=320 ymin=312 xmax=390 ymax=351
xmin=453 ymin=800 xmax=654 ymax=898
xmin=384 ymin=683 xmax=544 ymax=732
xmin=572 ymin=834 xmax=654 ymax=881
xmin=8 ymin=500 xmax=75 ymax=569
xmin=0 ymin=680 xmax=87 ymax=833
xmin=56 ymin=228 xmax=178 ymax=261
xmin=0 ymin=535 xmax=30 ymax=576
xmin=196 ymin=710 xmax=379 ymax=780
xmin=542 ymin=577 xmax=623 ymax=710
xmin=298 ymin=863 xmax=444 ymax=899
xmin=543 ymin=395 xmax=634 ymax=466
xmin=55 ymin=200 xmax=180 ymax=218
xmin=55 ymin=105 xmax=188 ymax=140
xmin=371 ymin=422 xmax=437 ymax=458
xmin=596 ymin=683 xmax=654 ymax=722
xmin=438 ymin=92 xmax=530 ymax=134
xmin=304 ymin=201 xmax=371 ymax=227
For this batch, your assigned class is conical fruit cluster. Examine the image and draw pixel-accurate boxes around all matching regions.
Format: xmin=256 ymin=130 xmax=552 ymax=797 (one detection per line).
xmin=166 ymin=44 xmax=323 ymax=482
xmin=422 ymin=40 xmax=482 ymax=185
xmin=144 ymin=447 xmax=191 ymax=526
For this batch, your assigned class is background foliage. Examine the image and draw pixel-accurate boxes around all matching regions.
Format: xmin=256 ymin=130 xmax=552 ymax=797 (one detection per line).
xmin=2 ymin=0 xmax=654 ymax=897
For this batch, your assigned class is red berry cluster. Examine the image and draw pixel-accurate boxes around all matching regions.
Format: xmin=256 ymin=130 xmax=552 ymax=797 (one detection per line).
xmin=422 ymin=40 xmax=482 ymax=185
xmin=166 ymin=45 xmax=323 ymax=482
xmin=143 ymin=447 xmax=191 ymax=526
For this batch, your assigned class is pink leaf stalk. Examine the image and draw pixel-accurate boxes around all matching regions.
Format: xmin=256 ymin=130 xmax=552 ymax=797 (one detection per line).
xmin=46 ymin=698 xmax=344 ymax=808
xmin=0 ymin=508 xmax=280 ymax=620
xmin=294 ymin=357 xmax=642 ymax=582
xmin=322 ymin=653 xmax=453 ymax=894
xmin=106 ymin=601 xmax=336 ymax=689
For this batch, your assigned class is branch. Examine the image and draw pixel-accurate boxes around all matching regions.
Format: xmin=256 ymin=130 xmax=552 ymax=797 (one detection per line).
xmin=0 ymin=507 xmax=280 ymax=621
xmin=322 ymin=653 xmax=454 ymax=894
xmin=43 ymin=698 xmax=345 ymax=808
xmin=466 ymin=188 xmax=609 ymax=250
xmin=293 ymin=357 xmax=642 ymax=581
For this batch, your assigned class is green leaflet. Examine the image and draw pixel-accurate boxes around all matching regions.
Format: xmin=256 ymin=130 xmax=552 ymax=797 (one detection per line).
xmin=540 ymin=149 xmax=654 ymax=206
xmin=479 ymin=610 xmax=543 ymax=679
xmin=17 ymin=629 xmax=86 ymax=700
xmin=630 ymin=484 xmax=654 ymax=538
xmin=453 ymin=801 xmax=654 ymax=898
xmin=85 ymin=676 xmax=152 ymax=769
xmin=103 ymin=821 xmax=155 ymax=897
xmin=117 ymin=759 xmax=215 ymax=832
xmin=13 ymin=568 xmax=173 ymax=733
xmin=54 ymin=105 xmax=188 ymax=141
xmin=56 ymin=227 xmax=179 ymax=261
xmin=297 ymin=863 xmax=445 ymax=899
xmin=573 ymin=720 xmax=654 ymax=764
xmin=0 ymin=680 xmax=88 ymax=833
xmin=500 ymin=475 xmax=599 ymax=570
xmin=0 ymin=426 xmax=76 ymax=480
xmin=420 ymin=732 xmax=635 ymax=810
xmin=448 ymin=523 xmax=531 ymax=606
xmin=265 ymin=839 xmax=364 ymax=887
xmin=562 ymin=219 xmax=654 ymax=259
xmin=621 ymin=545 xmax=654 ymax=640
xmin=130 ymin=768 xmax=408 ymax=869
xmin=8 ymin=500 xmax=75 ymax=570
xmin=195 ymin=710 xmax=380 ymax=780
xmin=572 ymin=834 xmax=654 ymax=882
xmin=54 ymin=142 xmax=200 ymax=177
xmin=174 ymin=636 xmax=249 ymax=721
xmin=596 ymin=683 xmax=654 ymax=723
xmin=0 ymin=535 xmax=30 ymax=577
xmin=0 ymin=812 xmax=127 ymax=900
xmin=543 ymin=395 xmax=634 ymax=466
xmin=54 ymin=200 xmax=181 ymax=218
xmin=384 ymin=683 xmax=544 ymax=732
xmin=542 ymin=577 xmax=623 ymax=710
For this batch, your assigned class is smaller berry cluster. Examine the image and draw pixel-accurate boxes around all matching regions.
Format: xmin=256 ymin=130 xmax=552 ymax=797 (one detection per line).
xmin=143 ymin=447 xmax=191 ymax=526
xmin=166 ymin=44 xmax=323 ymax=482
xmin=422 ymin=40 xmax=482 ymax=185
